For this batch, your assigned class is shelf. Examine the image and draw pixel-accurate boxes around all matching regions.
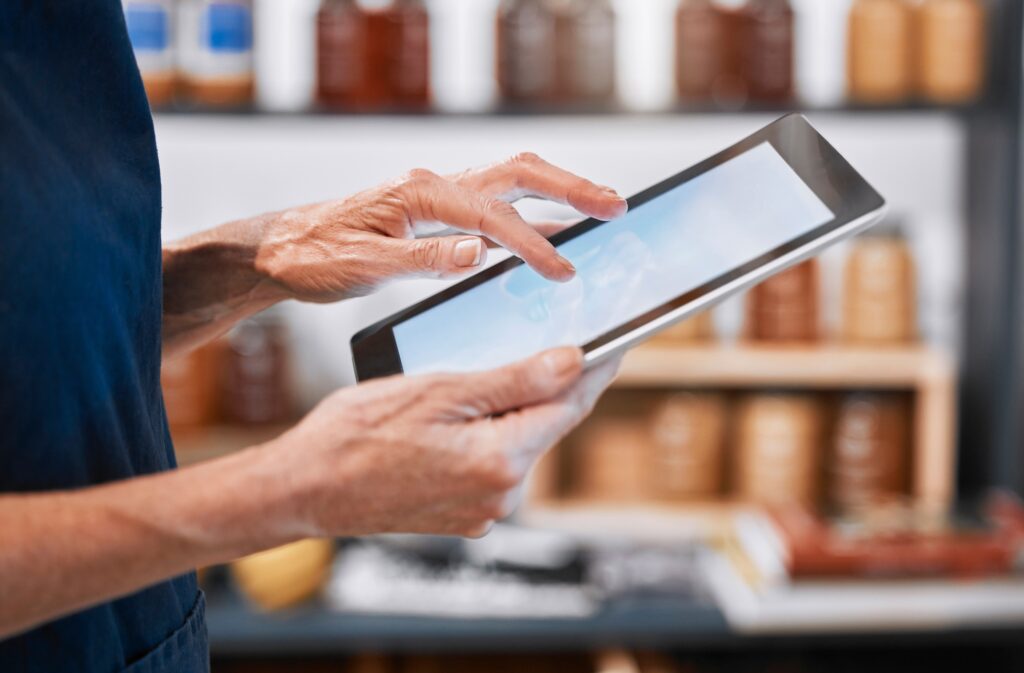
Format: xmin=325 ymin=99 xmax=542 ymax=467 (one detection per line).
xmin=614 ymin=343 xmax=953 ymax=389
xmin=152 ymin=103 xmax=981 ymax=119
xmin=204 ymin=588 xmax=728 ymax=656
xmin=518 ymin=500 xmax=748 ymax=544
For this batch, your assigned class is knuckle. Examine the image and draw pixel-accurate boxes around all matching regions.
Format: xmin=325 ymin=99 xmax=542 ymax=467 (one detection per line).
xmin=510 ymin=151 xmax=543 ymax=167
xmin=412 ymin=238 xmax=443 ymax=270
xmin=405 ymin=167 xmax=439 ymax=184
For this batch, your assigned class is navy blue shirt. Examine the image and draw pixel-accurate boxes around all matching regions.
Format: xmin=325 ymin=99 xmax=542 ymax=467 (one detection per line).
xmin=0 ymin=1 xmax=207 ymax=670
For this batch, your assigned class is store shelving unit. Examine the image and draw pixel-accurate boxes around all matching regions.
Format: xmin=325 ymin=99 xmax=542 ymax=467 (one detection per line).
xmin=156 ymin=0 xmax=1024 ymax=660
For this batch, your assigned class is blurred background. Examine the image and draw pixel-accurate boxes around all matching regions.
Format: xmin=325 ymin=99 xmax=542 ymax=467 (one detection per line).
xmin=126 ymin=0 xmax=1024 ymax=670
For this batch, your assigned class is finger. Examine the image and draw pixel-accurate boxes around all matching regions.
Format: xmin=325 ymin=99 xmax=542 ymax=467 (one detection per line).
xmin=381 ymin=235 xmax=488 ymax=278
xmin=448 ymin=346 xmax=585 ymax=419
xmin=418 ymin=219 xmax=575 ymax=248
xmin=490 ymin=355 xmax=622 ymax=462
xmin=401 ymin=170 xmax=575 ymax=282
xmin=453 ymin=152 xmax=628 ymax=220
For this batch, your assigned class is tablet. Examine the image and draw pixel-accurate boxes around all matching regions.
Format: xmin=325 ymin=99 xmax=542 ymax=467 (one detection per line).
xmin=352 ymin=114 xmax=886 ymax=381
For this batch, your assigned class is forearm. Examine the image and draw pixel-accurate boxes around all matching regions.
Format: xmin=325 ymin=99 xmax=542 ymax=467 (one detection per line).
xmin=162 ymin=214 xmax=287 ymax=359
xmin=0 ymin=441 xmax=308 ymax=639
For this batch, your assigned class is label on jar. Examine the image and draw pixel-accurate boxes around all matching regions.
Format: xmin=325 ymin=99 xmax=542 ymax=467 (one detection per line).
xmin=124 ymin=1 xmax=175 ymax=74
xmin=178 ymin=0 xmax=253 ymax=80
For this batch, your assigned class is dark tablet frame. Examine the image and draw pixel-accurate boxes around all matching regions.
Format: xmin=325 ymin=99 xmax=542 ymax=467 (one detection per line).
xmin=351 ymin=114 xmax=885 ymax=381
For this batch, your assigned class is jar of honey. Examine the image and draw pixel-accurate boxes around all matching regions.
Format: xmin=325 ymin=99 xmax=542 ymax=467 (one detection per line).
xmin=829 ymin=392 xmax=910 ymax=512
xmin=847 ymin=0 xmax=913 ymax=104
xmin=554 ymin=0 xmax=616 ymax=105
xmin=739 ymin=0 xmax=795 ymax=103
xmin=745 ymin=259 xmax=820 ymax=342
xmin=496 ymin=0 xmax=559 ymax=105
xmin=734 ymin=392 xmax=823 ymax=506
xmin=842 ymin=222 xmax=917 ymax=343
xmin=648 ymin=393 xmax=728 ymax=500
xmin=916 ymin=0 xmax=986 ymax=103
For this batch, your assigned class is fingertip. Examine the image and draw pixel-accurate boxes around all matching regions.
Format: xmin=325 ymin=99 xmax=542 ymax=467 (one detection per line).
xmin=453 ymin=236 xmax=486 ymax=269
xmin=539 ymin=346 xmax=584 ymax=381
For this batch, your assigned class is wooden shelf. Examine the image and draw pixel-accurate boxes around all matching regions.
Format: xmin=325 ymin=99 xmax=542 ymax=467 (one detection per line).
xmin=615 ymin=343 xmax=953 ymax=389
xmin=519 ymin=499 xmax=750 ymax=544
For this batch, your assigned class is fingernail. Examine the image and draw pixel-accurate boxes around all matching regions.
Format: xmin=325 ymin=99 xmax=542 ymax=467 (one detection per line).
xmin=454 ymin=239 xmax=483 ymax=267
xmin=599 ymin=185 xmax=621 ymax=198
xmin=542 ymin=348 xmax=582 ymax=377
xmin=558 ymin=256 xmax=576 ymax=276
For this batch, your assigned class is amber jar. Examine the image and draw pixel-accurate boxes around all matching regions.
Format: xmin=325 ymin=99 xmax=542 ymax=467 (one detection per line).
xmin=746 ymin=259 xmax=819 ymax=342
xmin=317 ymin=0 xmax=368 ymax=108
xmin=675 ymin=0 xmax=728 ymax=102
xmin=829 ymin=392 xmax=909 ymax=512
xmin=222 ymin=311 xmax=294 ymax=425
xmin=734 ymin=392 xmax=823 ymax=506
xmin=161 ymin=341 xmax=222 ymax=436
xmin=496 ymin=0 xmax=559 ymax=104
xmin=651 ymin=310 xmax=716 ymax=344
xmin=739 ymin=0 xmax=795 ymax=103
xmin=177 ymin=0 xmax=255 ymax=107
xmin=916 ymin=0 xmax=986 ymax=103
xmin=370 ymin=0 xmax=431 ymax=109
xmin=843 ymin=225 xmax=917 ymax=343
xmin=847 ymin=0 xmax=913 ymax=104
xmin=648 ymin=393 xmax=728 ymax=500
xmin=575 ymin=419 xmax=651 ymax=501
xmin=554 ymin=0 xmax=616 ymax=104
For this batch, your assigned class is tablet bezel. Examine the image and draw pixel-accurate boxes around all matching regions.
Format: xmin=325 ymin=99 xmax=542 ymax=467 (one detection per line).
xmin=351 ymin=114 xmax=886 ymax=381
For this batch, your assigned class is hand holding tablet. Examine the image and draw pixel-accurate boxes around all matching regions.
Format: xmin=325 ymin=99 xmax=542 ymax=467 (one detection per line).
xmin=353 ymin=114 xmax=886 ymax=380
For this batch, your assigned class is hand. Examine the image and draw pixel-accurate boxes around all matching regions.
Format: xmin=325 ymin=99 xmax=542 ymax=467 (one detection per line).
xmin=254 ymin=153 xmax=627 ymax=303
xmin=266 ymin=347 xmax=620 ymax=538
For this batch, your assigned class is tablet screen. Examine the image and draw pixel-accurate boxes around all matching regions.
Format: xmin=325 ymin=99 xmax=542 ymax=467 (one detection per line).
xmin=393 ymin=142 xmax=834 ymax=375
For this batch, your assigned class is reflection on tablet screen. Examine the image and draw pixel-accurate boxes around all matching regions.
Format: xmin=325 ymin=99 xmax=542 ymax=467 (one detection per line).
xmin=394 ymin=142 xmax=834 ymax=375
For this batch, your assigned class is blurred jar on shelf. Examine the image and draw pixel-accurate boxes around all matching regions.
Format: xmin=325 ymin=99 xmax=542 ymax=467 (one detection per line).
xmin=574 ymin=419 xmax=651 ymax=501
xmin=829 ymin=391 xmax=910 ymax=513
xmin=916 ymin=0 xmax=986 ymax=104
xmin=496 ymin=0 xmax=559 ymax=105
xmin=790 ymin=0 xmax=851 ymax=107
xmin=734 ymin=392 xmax=823 ymax=506
xmin=317 ymin=0 xmax=367 ymax=108
xmin=369 ymin=0 xmax=431 ymax=110
xmin=675 ymin=0 xmax=732 ymax=103
xmin=161 ymin=341 xmax=223 ymax=437
xmin=254 ymin=0 xmax=320 ymax=111
xmin=231 ymin=538 xmax=335 ymax=611
xmin=222 ymin=309 xmax=294 ymax=425
xmin=317 ymin=0 xmax=430 ymax=110
xmin=649 ymin=393 xmax=728 ymax=500
xmin=177 ymin=0 xmax=255 ymax=107
xmin=745 ymin=258 xmax=819 ymax=342
xmin=738 ymin=0 xmax=794 ymax=103
xmin=847 ymin=0 xmax=913 ymax=104
xmin=842 ymin=221 xmax=917 ymax=343
xmin=553 ymin=0 xmax=617 ymax=105
xmin=123 ymin=0 xmax=178 ymax=108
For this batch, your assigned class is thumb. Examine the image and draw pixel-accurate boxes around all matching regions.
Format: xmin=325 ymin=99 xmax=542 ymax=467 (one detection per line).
xmin=401 ymin=235 xmax=487 ymax=278
xmin=455 ymin=347 xmax=584 ymax=417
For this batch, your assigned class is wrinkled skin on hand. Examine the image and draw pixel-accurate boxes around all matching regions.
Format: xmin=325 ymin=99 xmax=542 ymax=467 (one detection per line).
xmin=255 ymin=152 xmax=628 ymax=303
xmin=269 ymin=346 xmax=620 ymax=538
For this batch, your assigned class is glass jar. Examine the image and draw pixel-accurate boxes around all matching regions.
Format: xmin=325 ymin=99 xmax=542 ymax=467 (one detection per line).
xmin=847 ymin=0 xmax=913 ymax=104
xmin=916 ymin=0 xmax=985 ymax=103
xmin=496 ymin=0 xmax=559 ymax=105
xmin=554 ymin=0 xmax=616 ymax=105
xmin=745 ymin=258 xmax=820 ymax=342
xmin=842 ymin=223 xmax=918 ymax=343
xmin=177 ymin=0 xmax=255 ymax=107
